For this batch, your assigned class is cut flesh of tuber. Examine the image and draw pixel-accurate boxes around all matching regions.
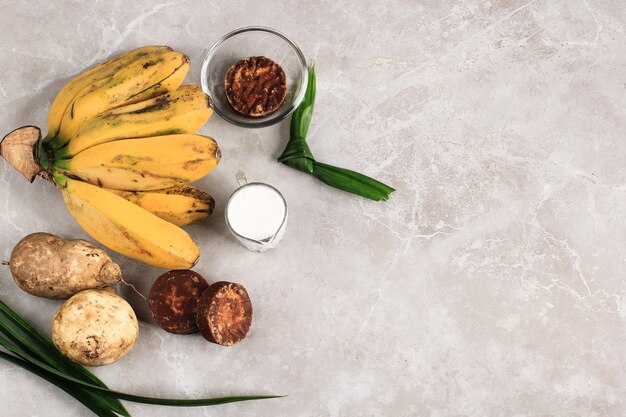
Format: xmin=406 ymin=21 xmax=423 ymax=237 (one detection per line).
xmin=0 ymin=126 xmax=43 ymax=182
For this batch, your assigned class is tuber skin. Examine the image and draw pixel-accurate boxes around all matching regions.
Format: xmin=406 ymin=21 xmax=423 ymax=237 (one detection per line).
xmin=52 ymin=289 xmax=138 ymax=366
xmin=9 ymin=232 xmax=121 ymax=299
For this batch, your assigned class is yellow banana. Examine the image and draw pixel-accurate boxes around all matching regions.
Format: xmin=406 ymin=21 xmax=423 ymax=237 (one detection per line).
xmin=45 ymin=46 xmax=172 ymax=141
xmin=54 ymin=50 xmax=189 ymax=147
xmin=55 ymin=175 xmax=199 ymax=269
xmin=54 ymin=134 xmax=221 ymax=191
xmin=59 ymin=85 xmax=212 ymax=157
xmin=108 ymin=184 xmax=215 ymax=226
xmin=2 ymin=47 xmax=222 ymax=270
xmin=128 ymin=56 xmax=190 ymax=104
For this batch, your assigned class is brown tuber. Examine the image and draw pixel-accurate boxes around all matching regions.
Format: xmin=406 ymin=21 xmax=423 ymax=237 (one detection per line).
xmin=9 ymin=232 xmax=122 ymax=299
xmin=52 ymin=289 xmax=138 ymax=366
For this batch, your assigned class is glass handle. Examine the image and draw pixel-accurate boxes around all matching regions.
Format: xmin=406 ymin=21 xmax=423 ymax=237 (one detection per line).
xmin=236 ymin=170 xmax=248 ymax=187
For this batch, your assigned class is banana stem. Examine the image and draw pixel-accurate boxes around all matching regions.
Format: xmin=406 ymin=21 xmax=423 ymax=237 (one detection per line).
xmin=35 ymin=139 xmax=55 ymax=181
xmin=0 ymin=126 xmax=45 ymax=182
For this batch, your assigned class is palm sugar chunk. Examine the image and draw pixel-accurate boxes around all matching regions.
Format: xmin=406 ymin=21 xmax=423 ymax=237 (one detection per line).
xmin=148 ymin=270 xmax=209 ymax=334
xmin=196 ymin=281 xmax=253 ymax=346
xmin=224 ymin=56 xmax=287 ymax=117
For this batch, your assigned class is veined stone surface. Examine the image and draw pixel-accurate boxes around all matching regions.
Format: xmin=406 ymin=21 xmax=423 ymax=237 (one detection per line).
xmin=0 ymin=0 xmax=625 ymax=416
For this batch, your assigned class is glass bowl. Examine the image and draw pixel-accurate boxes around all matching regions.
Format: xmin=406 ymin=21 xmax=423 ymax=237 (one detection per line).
xmin=201 ymin=27 xmax=308 ymax=128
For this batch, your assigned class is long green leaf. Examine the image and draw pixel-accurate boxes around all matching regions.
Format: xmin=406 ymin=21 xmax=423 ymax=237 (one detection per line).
xmin=0 ymin=300 xmax=128 ymax=415
xmin=0 ymin=335 xmax=281 ymax=407
xmin=0 ymin=300 xmax=130 ymax=417
xmin=289 ymin=64 xmax=316 ymax=141
xmin=0 ymin=301 xmax=129 ymax=416
xmin=0 ymin=298 xmax=118 ymax=386
xmin=0 ymin=298 xmax=283 ymax=408
xmin=278 ymin=66 xmax=394 ymax=201
xmin=312 ymin=161 xmax=395 ymax=201
xmin=0 ymin=350 xmax=121 ymax=417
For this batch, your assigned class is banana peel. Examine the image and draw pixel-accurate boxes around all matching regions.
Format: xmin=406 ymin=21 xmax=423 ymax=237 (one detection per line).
xmin=1 ymin=46 xmax=217 ymax=269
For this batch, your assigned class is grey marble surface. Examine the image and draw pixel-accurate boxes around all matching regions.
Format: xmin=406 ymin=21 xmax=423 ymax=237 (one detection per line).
xmin=1 ymin=0 xmax=626 ymax=416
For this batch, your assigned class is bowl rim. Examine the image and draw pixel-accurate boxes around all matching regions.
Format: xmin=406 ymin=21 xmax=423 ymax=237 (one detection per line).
xmin=201 ymin=26 xmax=308 ymax=128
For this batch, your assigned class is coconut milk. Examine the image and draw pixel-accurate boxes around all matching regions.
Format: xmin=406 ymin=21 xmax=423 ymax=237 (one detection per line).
xmin=226 ymin=182 xmax=287 ymax=251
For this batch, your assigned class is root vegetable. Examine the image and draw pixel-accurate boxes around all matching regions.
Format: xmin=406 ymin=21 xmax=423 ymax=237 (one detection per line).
xmin=9 ymin=232 xmax=122 ymax=299
xmin=52 ymin=289 xmax=138 ymax=366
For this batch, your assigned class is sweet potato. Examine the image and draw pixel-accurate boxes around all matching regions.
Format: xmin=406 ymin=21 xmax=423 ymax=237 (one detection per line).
xmin=9 ymin=232 xmax=121 ymax=299
xmin=52 ymin=289 xmax=138 ymax=366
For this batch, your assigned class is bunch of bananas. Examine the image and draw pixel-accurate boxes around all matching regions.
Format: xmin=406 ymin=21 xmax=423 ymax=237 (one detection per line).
xmin=1 ymin=46 xmax=220 ymax=269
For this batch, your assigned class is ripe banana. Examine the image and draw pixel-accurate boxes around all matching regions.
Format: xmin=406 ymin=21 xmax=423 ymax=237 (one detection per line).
xmin=53 ymin=50 xmax=189 ymax=147
xmin=2 ymin=46 xmax=220 ymax=270
xmin=126 ymin=52 xmax=190 ymax=105
xmin=58 ymin=85 xmax=212 ymax=157
xmin=107 ymin=185 xmax=215 ymax=226
xmin=55 ymin=175 xmax=200 ymax=269
xmin=54 ymin=134 xmax=221 ymax=191
xmin=45 ymin=46 xmax=172 ymax=142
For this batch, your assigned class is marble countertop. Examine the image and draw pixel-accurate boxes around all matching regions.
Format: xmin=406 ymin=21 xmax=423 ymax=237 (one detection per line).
xmin=1 ymin=0 xmax=625 ymax=416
